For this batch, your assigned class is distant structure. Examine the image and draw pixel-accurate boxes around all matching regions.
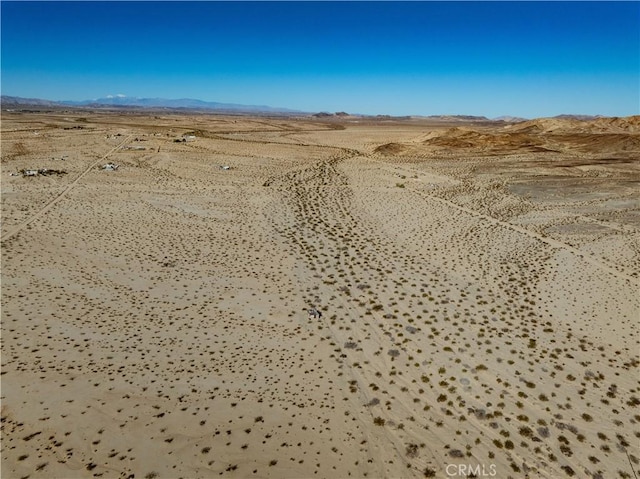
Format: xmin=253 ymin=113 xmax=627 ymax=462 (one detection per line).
xmin=308 ymin=308 xmax=322 ymax=320
xmin=20 ymin=168 xmax=67 ymax=177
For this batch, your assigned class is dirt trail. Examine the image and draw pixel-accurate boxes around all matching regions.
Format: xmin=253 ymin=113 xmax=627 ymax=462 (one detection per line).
xmin=365 ymin=156 xmax=638 ymax=285
xmin=266 ymin=146 xmax=638 ymax=477
xmin=411 ymin=189 xmax=638 ymax=284
xmin=1 ymin=135 xmax=132 ymax=242
xmin=269 ymin=152 xmax=541 ymax=475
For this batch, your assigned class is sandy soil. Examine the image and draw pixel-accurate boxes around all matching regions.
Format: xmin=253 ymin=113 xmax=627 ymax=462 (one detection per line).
xmin=1 ymin=111 xmax=638 ymax=479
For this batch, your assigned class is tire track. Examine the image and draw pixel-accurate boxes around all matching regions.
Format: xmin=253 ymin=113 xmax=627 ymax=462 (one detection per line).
xmin=365 ymin=155 xmax=638 ymax=285
xmin=411 ymin=188 xmax=638 ymax=283
xmin=1 ymin=134 xmax=133 ymax=242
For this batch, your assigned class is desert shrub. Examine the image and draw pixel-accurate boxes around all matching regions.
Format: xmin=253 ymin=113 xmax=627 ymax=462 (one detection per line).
xmin=560 ymin=444 xmax=573 ymax=456
xmin=366 ymin=398 xmax=380 ymax=407
xmin=519 ymin=426 xmax=533 ymax=438
xmin=406 ymin=444 xmax=419 ymax=458
xmin=537 ymin=426 xmax=549 ymax=438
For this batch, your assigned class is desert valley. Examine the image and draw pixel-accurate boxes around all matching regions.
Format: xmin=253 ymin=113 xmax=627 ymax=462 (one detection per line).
xmin=1 ymin=110 xmax=638 ymax=479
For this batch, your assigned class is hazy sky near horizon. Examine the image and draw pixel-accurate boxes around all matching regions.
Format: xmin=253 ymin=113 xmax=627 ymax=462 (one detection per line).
xmin=2 ymin=1 xmax=638 ymax=118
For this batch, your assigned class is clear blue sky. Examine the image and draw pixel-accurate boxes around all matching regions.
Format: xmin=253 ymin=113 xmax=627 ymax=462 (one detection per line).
xmin=2 ymin=1 xmax=638 ymax=117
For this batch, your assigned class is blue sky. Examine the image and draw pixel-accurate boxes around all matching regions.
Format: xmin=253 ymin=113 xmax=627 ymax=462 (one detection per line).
xmin=1 ymin=1 xmax=638 ymax=117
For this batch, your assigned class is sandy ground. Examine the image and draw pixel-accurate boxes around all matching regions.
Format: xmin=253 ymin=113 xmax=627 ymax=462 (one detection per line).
xmin=1 ymin=111 xmax=638 ymax=479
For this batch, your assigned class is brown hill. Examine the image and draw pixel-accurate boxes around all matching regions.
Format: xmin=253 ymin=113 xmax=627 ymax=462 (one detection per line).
xmin=374 ymin=142 xmax=407 ymax=155
xmin=418 ymin=116 xmax=640 ymax=155
xmin=503 ymin=118 xmax=581 ymax=134
xmin=588 ymin=116 xmax=640 ymax=133
xmin=506 ymin=115 xmax=640 ymax=135
xmin=422 ymin=127 xmax=548 ymax=153
xmin=372 ymin=115 xmax=640 ymax=157
xmin=549 ymin=133 xmax=640 ymax=154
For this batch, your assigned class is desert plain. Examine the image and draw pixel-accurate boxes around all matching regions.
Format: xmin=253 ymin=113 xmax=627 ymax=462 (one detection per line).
xmin=1 ymin=110 xmax=638 ymax=479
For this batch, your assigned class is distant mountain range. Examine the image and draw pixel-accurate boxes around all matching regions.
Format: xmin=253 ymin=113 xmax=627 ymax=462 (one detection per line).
xmin=0 ymin=95 xmax=303 ymax=114
xmin=0 ymin=95 xmax=610 ymax=121
xmin=1 ymin=95 xmax=62 ymax=107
